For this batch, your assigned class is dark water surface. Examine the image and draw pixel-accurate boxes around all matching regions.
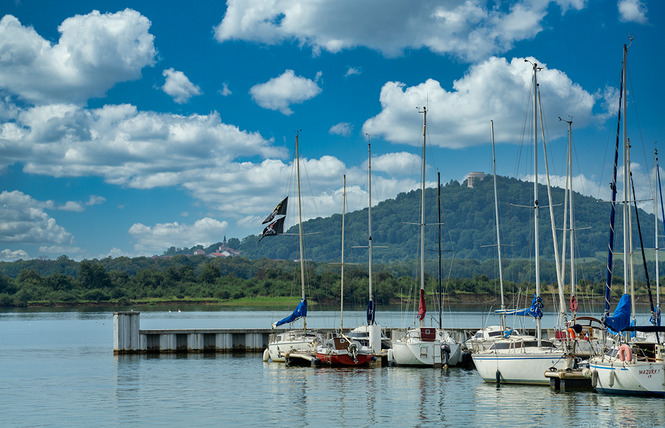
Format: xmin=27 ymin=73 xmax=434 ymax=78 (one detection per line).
xmin=1 ymin=309 xmax=663 ymax=427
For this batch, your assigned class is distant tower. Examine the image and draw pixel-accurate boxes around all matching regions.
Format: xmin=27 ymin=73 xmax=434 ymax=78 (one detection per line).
xmin=465 ymin=171 xmax=486 ymax=188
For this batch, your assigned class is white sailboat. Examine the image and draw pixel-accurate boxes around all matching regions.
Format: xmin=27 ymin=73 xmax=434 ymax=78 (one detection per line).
xmin=466 ymin=121 xmax=523 ymax=353
xmin=471 ymin=62 xmax=567 ymax=385
xmin=348 ymin=141 xmax=388 ymax=354
xmin=589 ymin=43 xmax=665 ymax=396
xmin=264 ymin=132 xmax=321 ymax=363
xmin=390 ymin=106 xmax=460 ymax=367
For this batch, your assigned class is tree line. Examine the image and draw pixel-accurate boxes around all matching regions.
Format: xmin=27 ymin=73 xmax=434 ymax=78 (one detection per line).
xmin=0 ymin=254 xmax=656 ymax=308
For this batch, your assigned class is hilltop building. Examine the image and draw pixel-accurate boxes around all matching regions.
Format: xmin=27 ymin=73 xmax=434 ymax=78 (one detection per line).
xmin=465 ymin=171 xmax=487 ymax=188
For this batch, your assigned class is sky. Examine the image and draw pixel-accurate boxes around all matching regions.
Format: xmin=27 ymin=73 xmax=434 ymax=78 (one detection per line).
xmin=0 ymin=0 xmax=663 ymax=261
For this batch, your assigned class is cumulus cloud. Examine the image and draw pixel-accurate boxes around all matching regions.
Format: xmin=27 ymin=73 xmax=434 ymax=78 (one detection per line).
xmin=214 ymin=1 xmax=585 ymax=61
xmin=618 ymin=0 xmax=647 ymax=24
xmin=250 ymin=70 xmax=322 ymax=115
xmin=0 ymin=190 xmax=73 ymax=245
xmin=329 ymin=122 xmax=352 ymax=136
xmin=0 ymin=10 xmax=156 ymax=104
xmin=363 ymin=57 xmax=598 ymax=148
xmin=0 ymin=248 xmax=29 ymax=261
xmin=129 ymin=217 xmax=228 ymax=253
xmin=162 ymin=68 xmax=202 ymax=104
xmin=0 ymin=103 xmax=282 ymax=183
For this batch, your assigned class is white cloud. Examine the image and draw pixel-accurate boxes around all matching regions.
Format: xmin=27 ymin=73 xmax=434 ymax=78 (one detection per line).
xmin=162 ymin=68 xmax=202 ymax=104
xmin=0 ymin=10 xmax=156 ymax=104
xmin=249 ymin=70 xmax=322 ymax=115
xmin=373 ymin=152 xmax=421 ymax=175
xmin=363 ymin=57 xmax=598 ymax=149
xmin=0 ymin=190 xmax=73 ymax=245
xmin=57 ymin=195 xmax=106 ymax=212
xmin=329 ymin=122 xmax=352 ymax=136
xmin=0 ymin=103 xmax=282 ymax=182
xmin=214 ymin=1 xmax=585 ymax=61
xmin=345 ymin=67 xmax=361 ymax=77
xmin=0 ymin=248 xmax=29 ymax=261
xmin=618 ymin=0 xmax=648 ymax=24
xmin=129 ymin=217 xmax=228 ymax=253
xmin=220 ymin=82 xmax=232 ymax=96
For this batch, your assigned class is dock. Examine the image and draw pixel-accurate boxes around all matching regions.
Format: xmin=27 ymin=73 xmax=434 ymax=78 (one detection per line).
xmin=113 ymin=311 xmax=527 ymax=357
xmin=544 ymin=368 xmax=594 ymax=392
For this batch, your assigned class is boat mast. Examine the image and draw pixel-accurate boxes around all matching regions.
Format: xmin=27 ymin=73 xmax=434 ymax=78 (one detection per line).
xmin=438 ymin=171 xmax=443 ymax=329
xmin=530 ymin=61 xmax=542 ymax=346
xmin=490 ymin=120 xmax=505 ymax=328
xmin=655 ymin=149 xmax=660 ymax=314
xmin=568 ymin=120 xmax=576 ymax=318
xmin=418 ymin=106 xmax=427 ymax=328
xmin=368 ymin=141 xmax=374 ymax=324
xmin=295 ymin=131 xmax=306 ymax=330
xmin=340 ymin=174 xmax=346 ymax=332
xmin=622 ymin=43 xmax=630 ymax=298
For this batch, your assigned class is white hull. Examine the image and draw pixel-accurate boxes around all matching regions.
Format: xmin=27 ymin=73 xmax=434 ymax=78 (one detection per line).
xmin=267 ymin=330 xmax=318 ymax=363
xmin=391 ymin=339 xmax=442 ymax=367
xmin=589 ymin=360 xmax=665 ymax=396
xmin=472 ymin=337 xmax=567 ymax=385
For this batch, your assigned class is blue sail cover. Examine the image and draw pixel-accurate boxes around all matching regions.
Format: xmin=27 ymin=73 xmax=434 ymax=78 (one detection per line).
xmin=366 ymin=298 xmax=375 ymax=325
xmin=274 ymin=298 xmax=307 ymax=327
xmin=495 ymin=294 xmax=543 ymax=319
xmin=651 ymin=305 xmax=661 ymax=327
xmin=604 ymin=294 xmax=631 ymax=332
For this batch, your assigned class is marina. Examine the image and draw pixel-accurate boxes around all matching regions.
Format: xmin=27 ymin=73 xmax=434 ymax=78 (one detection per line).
xmin=3 ymin=308 xmax=665 ymax=427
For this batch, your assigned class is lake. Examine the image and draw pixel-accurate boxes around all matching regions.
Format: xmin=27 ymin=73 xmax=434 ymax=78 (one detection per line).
xmin=1 ymin=308 xmax=663 ymax=427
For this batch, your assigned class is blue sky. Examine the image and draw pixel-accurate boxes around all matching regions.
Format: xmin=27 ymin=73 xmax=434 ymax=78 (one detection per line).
xmin=0 ymin=0 xmax=663 ymax=261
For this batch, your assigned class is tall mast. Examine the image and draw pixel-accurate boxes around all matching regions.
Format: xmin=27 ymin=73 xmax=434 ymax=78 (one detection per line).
xmin=437 ymin=171 xmax=442 ymax=329
xmin=368 ymin=141 xmax=373 ymax=321
xmin=295 ymin=132 xmax=306 ymax=329
xmin=419 ymin=106 xmax=427 ymax=328
xmin=490 ymin=120 xmax=505 ymax=328
xmin=340 ymin=174 xmax=346 ymax=332
xmin=655 ymin=149 xmax=660 ymax=312
xmin=531 ymin=61 xmax=541 ymax=346
xmin=622 ymin=44 xmax=629 ymax=297
xmin=567 ymin=120 xmax=576 ymax=318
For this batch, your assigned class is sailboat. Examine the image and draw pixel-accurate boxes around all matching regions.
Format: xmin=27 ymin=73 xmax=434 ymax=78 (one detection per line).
xmin=467 ymin=121 xmax=523 ymax=353
xmin=316 ymin=175 xmax=374 ymax=367
xmin=347 ymin=141 xmax=390 ymax=353
xmin=471 ymin=61 xmax=567 ymax=385
xmin=264 ymin=132 xmax=321 ymax=363
xmin=588 ymin=43 xmax=665 ymax=397
xmin=390 ymin=106 xmax=449 ymax=367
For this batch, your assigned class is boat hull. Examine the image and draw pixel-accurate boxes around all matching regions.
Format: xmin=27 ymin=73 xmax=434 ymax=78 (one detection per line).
xmin=316 ymin=352 xmax=374 ymax=367
xmin=391 ymin=339 xmax=442 ymax=367
xmin=589 ymin=360 xmax=665 ymax=397
xmin=267 ymin=330 xmax=318 ymax=363
xmin=472 ymin=352 xmax=568 ymax=385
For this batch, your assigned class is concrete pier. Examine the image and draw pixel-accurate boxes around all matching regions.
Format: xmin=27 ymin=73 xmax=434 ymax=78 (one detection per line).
xmin=113 ymin=311 xmax=281 ymax=354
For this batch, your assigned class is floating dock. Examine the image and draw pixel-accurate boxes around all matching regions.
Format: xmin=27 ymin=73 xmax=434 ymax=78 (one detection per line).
xmin=544 ymin=368 xmax=594 ymax=392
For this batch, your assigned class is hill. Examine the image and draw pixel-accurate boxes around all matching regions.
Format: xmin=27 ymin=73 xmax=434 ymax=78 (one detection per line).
xmin=232 ymin=175 xmax=650 ymax=268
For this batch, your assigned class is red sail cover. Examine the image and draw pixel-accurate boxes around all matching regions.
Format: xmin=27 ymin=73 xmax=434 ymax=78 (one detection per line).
xmin=417 ymin=289 xmax=426 ymax=320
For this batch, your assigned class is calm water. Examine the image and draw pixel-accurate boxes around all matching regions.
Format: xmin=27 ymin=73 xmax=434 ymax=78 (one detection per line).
xmin=2 ymin=309 xmax=663 ymax=427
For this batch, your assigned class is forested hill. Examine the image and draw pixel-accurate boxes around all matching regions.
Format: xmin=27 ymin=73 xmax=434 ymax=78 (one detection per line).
xmin=227 ymin=175 xmax=651 ymax=264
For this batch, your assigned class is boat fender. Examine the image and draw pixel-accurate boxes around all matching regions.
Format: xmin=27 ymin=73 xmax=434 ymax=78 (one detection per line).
xmin=608 ymin=370 xmax=615 ymax=387
xmin=590 ymin=369 xmax=598 ymax=388
xmin=618 ymin=344 xmax=632 ymax=363
xmin=567 ymin=328 xmax=576 ymax=340
xmin=262 ymin=348 xmax=270 ymax=362
xmin=387 ymin=349 xmax=395 ymax=366
xmin=582 ymin=368 xmax=591 ymax=379
xmin=441 ymin=344 xmax=450 ymax=365
xmin=495 ymin=370 xmax=501 ymax=385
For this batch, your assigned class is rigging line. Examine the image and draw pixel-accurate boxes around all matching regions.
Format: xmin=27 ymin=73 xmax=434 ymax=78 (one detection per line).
xmin=626 ymin=60 xmax=651 ymax=193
